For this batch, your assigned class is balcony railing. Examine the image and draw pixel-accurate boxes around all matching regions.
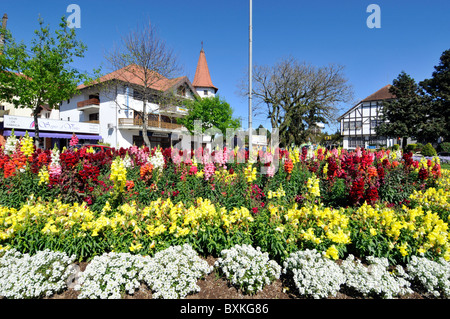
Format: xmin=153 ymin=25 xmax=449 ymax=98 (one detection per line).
xmin=118 ymin=118 xmax=182 ymax=130
xmin=77 ymin=98 xmax=100 ymax=108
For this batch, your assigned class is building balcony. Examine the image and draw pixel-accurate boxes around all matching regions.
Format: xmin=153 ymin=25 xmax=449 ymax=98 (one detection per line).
xmin=118 ymin=118 xmax=183 ymax=131
xmin=159 ymin=105 xmax=188 ymax=118
xmin=77 ymin=98 xmax=100 ymax=111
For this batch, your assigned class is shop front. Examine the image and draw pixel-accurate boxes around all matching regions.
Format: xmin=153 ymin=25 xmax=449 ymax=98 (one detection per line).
xmin=2 ymin=115 xmax=101 ymax=150
xmin=133 ymin=131 xmax=172 ymax=149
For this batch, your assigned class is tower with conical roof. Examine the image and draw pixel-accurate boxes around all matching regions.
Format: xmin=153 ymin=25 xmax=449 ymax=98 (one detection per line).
xmin=192 ymin=44 xmax=218 ymax=98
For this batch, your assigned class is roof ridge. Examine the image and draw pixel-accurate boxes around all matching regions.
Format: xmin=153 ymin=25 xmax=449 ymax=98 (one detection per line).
xmin=77 ymin=64 xmax=180 ymax=91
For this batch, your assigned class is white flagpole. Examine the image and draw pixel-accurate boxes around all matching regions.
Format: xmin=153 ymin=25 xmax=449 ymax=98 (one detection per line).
xmin=248 ymin=0 xmax=253 ymax=154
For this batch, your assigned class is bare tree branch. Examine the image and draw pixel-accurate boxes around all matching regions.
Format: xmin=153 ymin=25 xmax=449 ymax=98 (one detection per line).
xmin=104 ymin=21 xmax=182 ymax=146
xmin=239 ymin=56 xmax=353 ymax=146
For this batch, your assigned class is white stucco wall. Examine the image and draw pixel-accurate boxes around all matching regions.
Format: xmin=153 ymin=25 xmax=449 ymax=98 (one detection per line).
xmin=195 ymin=87 xmax=216 ymax=98
xmin=59 ymin=81 xmax=194 ymax=148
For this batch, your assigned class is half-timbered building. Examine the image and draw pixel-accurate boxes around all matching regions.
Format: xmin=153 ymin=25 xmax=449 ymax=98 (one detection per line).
xmin=338 ymin=85 xmax=396 ymax=150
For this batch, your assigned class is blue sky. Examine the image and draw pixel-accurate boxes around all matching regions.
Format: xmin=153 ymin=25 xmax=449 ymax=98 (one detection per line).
xmin=2 ymin=0 xmax=450 ymax=134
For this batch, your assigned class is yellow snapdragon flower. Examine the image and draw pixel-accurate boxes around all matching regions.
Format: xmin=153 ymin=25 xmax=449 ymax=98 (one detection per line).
xmin=306 ymin=175 xmax=320 ymax=199
xmin=244 ymin=163 xmax=257 ymax=183
xmin=325 ymin=245 xmax=339 ymax=260
xmin=110 ymin=157 xmax=127 ymax=192
xmin=38 ymin=167 xmax=49 ymax=185
xmin=20 ymin=131 xmax=34 ymax=157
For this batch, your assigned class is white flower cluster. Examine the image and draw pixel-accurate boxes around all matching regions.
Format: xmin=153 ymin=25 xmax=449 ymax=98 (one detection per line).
xmin=149 ymin=148 xmax=165 ymax=172
xmin=406 ymin=256 xmax=450 ymax=298
xmin=283 ymin=249 xmax=346 ymax=299
xmin=340 ymin=255 xmax=413 ymax=298
xmin=0 ymin=249 xmax=76 ymax=299
xmin=215 ymin=244 xmax=281 ymax=295
xmin=4 ymin=133 xmax=18 ymax=155
xmin=75 ymin=244 xmax=211 ymax=299
xmin=75 ymin=252 xmax=150 ymax=299
xmin=140 ymin=244 xmax=213 ymax=299
xmin=123 ymin=153 xmax=134 ymax=168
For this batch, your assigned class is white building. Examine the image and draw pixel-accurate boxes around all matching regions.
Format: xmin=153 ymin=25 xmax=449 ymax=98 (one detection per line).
xmin=1 ymin=46 xmax=221 ymax=150
xmin=59 ymin=64 xmax=198 ymax=149
xmin=338 ymin=85 xmax=397 ymax=150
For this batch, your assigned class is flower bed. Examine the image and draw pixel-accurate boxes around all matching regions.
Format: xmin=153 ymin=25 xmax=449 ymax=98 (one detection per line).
xmin=0 ymin=132 xmax=449 ymax=298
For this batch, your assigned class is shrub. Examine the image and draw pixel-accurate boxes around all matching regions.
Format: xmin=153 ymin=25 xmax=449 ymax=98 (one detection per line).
xmin=215 ymin=244 xmax=281 ymax=295
xmin=406 ymin=256 xmax=450 ymax=298
xmin=406 ymin=144 xmax=417 ymax=152
xmin=75 ymin=252 xmax=150 ymax=299
xmin=140 ymin=244 xmax=213 ymax=299
xmin=341 ymin=255 xmax=413 ymax=298
xmin=282 ymin=249 xmax=345 ymax=299
xmin=0 ymin=249 xmax=77 ymax=299
xmin=421 ymin=143 xmax=437 ymax=157
xmin=438 ymin=142 xmax=450 ymax=153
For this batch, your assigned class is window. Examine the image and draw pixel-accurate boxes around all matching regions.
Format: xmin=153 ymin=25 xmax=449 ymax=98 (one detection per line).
xmin=89 ymin=113 xmax=99 ymax=121
xmin=343 ymin=122 xmax=350 ymax=129
xmin=67 ymin=99 xmax=70 ymax=104
xmin=133 ymin=90 xmax=144 ymax=101
xmin=204 ymin=90 xmax=208 ymax=96
xmin=0 ymin=105 xmax=4 ymax=111
xmin=178 ymin=86 xmax=186 ymax=96
xmin=349 ymin=137 xmax=364 ymax=148
xmin=348 ymin=121 xmax=362 ymax=129
xmin=369 ymin=136 xmax=386 ymax=147
xmin=371 ymin=120 xmax=382 ymax=128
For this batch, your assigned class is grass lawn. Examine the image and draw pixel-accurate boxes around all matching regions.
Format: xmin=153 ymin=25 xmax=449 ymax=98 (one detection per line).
xmin=441 ymin=163 xmax=450 ymax=170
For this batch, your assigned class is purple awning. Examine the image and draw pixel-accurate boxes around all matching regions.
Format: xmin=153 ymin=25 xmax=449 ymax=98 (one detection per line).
xmin=3 ymin=130 xmax=102 ymax=140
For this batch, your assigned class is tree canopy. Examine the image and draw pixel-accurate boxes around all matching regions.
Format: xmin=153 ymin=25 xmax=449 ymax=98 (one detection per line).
xmin=376 ymin=49 xmax=450 ymax=146
xmin=0 ymin=16 xmax=90 ymax=147
xmin=375 ymin=71 xmax=425 ymax=148
xmin=420 ymin=49 xmax=450 ymax=142
xmin=177 ymin=95 xmax=240 ymax=137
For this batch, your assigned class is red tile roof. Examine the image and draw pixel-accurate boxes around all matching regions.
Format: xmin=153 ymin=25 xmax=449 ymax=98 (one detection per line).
xmin=360 ymin=84 xmax=395 ymax=102
xmin=78 ymin=64 xmax=185 ymax=91
xmin=337 ymin=84 xmax=396 ymax=120
xmin=192 ymin=49 xmax=218 ymax=92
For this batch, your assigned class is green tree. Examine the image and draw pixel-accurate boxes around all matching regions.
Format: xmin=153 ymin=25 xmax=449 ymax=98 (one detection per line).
xmin=420 ymin=49 xmax=450 ymax=142
xmin=375 ymin=72 xmax=424 ymax=149
xmin=0 ymin=16 xmax=90 ymax=148
xmin=177 ymin=95 xmax=240 ymax=136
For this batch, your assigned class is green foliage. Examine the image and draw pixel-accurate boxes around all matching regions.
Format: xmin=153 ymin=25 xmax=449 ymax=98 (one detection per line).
xmin=0 ymin=16 xmax=91 ymax=147
xmin=375 ymin=72 xmax=425 ymax=148
xmin=378 ymin=168 xmax=416 ymax=205
xmin=320 ymin=178 xmax=349 ymax=208
xmin=177 ymin=95 xmax=241 ymax=137
xmin=420 ymin=49 xmax=450 ymax=142
xmin=421 ymin=143 xmax=437 ymax=157
xmin=437 ymin=142 xmax=450 ymax=153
